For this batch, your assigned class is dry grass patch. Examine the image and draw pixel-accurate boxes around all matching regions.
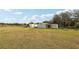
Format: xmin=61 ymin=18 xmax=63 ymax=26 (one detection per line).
xmin=0 ymin=26 xmax=79 ymax=48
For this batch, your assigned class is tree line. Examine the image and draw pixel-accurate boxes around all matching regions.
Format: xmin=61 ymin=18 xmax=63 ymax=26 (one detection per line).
xmin=0 ymin=23 xmax=26 ymax=27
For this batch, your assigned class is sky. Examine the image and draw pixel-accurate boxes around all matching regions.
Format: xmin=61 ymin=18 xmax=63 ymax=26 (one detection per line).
xmin=0 ymin=9 xmax=64 ymax=23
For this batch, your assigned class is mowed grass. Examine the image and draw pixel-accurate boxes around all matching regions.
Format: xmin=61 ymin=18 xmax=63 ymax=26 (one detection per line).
xmin=0 ymin=26 xmax=79 ymax=49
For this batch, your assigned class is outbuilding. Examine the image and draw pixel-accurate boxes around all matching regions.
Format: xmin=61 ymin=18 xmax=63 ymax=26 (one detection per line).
xmin=29 ymin=23 xmax=58 ymax=29
xmin=29 ymin=24 xmax=37 ymax=28
xmin=50 ymin=24 xmax=58 ymax=28
xmin=37 ymin=23 xmax=48 ymax=28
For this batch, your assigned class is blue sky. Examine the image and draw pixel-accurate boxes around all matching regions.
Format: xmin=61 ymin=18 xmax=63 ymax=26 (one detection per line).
xmin=0 ymin=9 xmax=64 ymax=23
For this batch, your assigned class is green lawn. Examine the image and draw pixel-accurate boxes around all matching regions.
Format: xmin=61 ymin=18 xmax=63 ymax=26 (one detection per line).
xmin=0 ymin=26 xmax=79 ymax=49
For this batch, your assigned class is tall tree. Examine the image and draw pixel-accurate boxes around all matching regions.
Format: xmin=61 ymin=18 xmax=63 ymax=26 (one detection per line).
xmin=57 ymin=11 xmax=72 ymax=27
xmin=52 ymin=14 xmax=61 ymax=24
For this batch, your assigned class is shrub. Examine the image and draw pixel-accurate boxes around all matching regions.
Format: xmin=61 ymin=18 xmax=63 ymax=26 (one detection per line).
xmin=75 ymin=22 xmax=79 ymax=28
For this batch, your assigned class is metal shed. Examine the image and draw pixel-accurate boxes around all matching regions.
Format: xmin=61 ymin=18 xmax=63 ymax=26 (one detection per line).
xmin=37 ymin=23 xmax=48 ymax=28
xmin=50 ymin=24 xmax=58 ymax=28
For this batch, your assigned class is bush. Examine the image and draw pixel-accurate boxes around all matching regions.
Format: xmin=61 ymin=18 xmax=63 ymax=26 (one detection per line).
xmin=75 ymin=22 xmax=79 ymax=28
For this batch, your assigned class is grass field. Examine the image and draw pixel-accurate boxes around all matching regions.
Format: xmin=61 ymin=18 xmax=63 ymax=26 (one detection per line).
xmin=0 ymin=26 xmax=79 ymax=49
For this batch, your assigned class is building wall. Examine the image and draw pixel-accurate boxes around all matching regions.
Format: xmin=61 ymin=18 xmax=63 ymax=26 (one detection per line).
xmin=37 ymin=24 xmax=47 ymax=28
xmin=29 ymin=24 xmax=58 ymax=29
xmin=50 ymin=24 xmax=58 ymax=28
xmin=29 ymin=24 xmax=35 ymax=28
xmin=29 ymin=24 xmax=38 ymax=28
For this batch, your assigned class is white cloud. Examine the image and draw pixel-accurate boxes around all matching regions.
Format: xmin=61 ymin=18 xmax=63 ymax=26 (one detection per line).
xmin=30 ymin=15 xmax=41 ymax=23
xmin=3 ymin=9 xmax=12 ymax=12
xmin=56 ymin=10 xmax=68 ymax=14
xmin=29 ymin=14 xmax=53 ymax=23
xmin=4 ymin=17 xmax=15 ymax=20
xmin=17 ymin=14 xmax=51 ymax=23
xmin=22 ymin=16 xmax=30 ymax=23
xmin=3 ymin=17 xmax=16 ymax=23
xmin=56 ymin=9 xmax=73 ymax=15
xmin=14 ymin=12 xmax=23 ymax=15
xmin=4 ymin=17 xmax=27 ymax=23
xmin=41 ymin=14 xmax=53 ymax=18
xmin=63 ymin=9 xmax=69 ymax=12
xmin=31 ymin=15 xmax=40 ymax=20
xmin=45 ymin=14 xmax=54 ymax=17
xmin=2 ymin=13 xmax=54 ymax=23
xmin=56 ymin=10 xmax=63 ymax=14
xmin=23 ymin=16 xmax=28 ymax=20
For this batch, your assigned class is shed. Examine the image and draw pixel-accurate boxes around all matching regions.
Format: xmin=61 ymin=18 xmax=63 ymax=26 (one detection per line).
xmin=37 ymin=23 xmax=48 ymax=28
xmin=29 ymin=24 xmax=38 ymax=28
xmin=29 ymin=23 xmax=58 ymax=29
xmin=50 ymin=24 xmax=58 ymax=28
